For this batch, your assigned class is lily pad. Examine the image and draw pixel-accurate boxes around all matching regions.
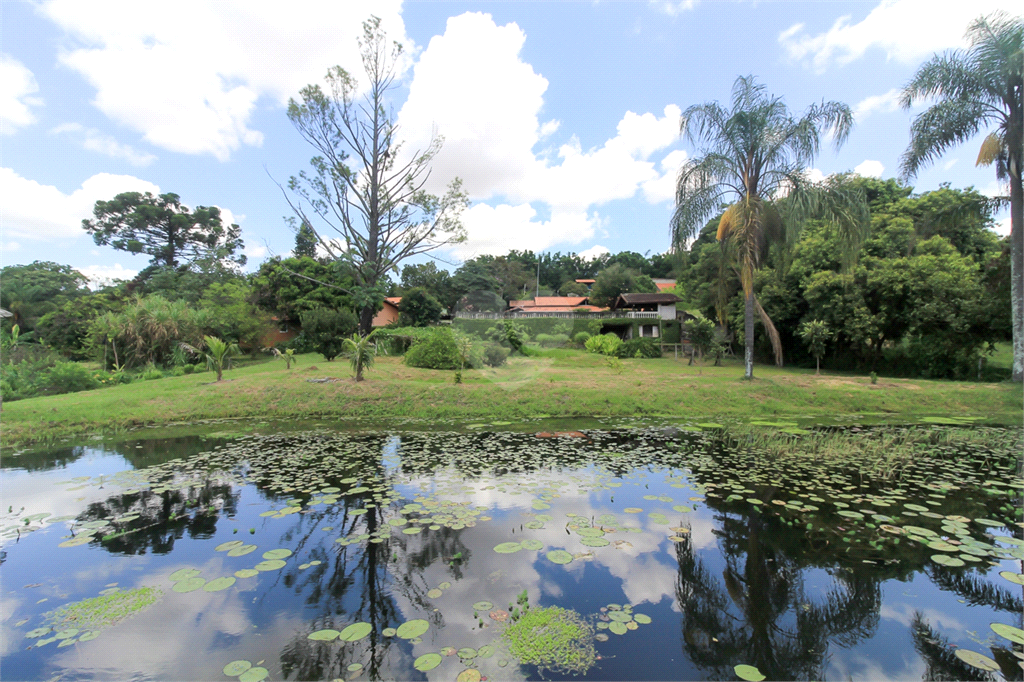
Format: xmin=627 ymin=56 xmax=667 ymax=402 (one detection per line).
xmin=339 ymin=622 xmax=372 ymax=641
xmin=931 ymin=554 xmax=965 ymax=567
xmin=672 ymin=505 xmax=693 ymax=513
xmin=735 ymin=664 xmax=766 ymax=681
xmin=456 ymin=670 xmax=481 ymax=682
xmin=262 ymin=549 xmax=292 ymax=560
xmin=172 ymin=577 xmax=206 ymax=593
xmin=227 ymin=544 xmax=257 ymax=557
xmin=624 ymin=507 xmax=642 ymax=513
xmin=999 ymin=571 xmax=1024 ymax=585
xmin=308 ymin=629 xmax=340 ymax=641
xmin=547 ymin=549 xmax=573 ymax=564
xmin=223 ymin=660 xmax=253 ymax=676
xmin=427 ymin=588 xmax=443 ymax=599
xmin=414 ymin=653 xmax=442 ymax=671
xmin=609 ymin=621 xmax=627 ymax=635
xmin=975 ymin=518 xmax=1004 ymax=527
xmin=234 ymin=569 xmax=259 ymax=579
xmin=254 ymin=559 xmax=286 ymax=571
xmin=991 ymin=622 xmax=1024 ymax=645
xmin=477 ymin=644 xmax=495 ymax=659
xmin=648 ymin=513 xmax=669 ymax=524
xmin=78 ymin=631 xmax=99 ymax=641
xmin=439 ymin=581 xmax=452 ymax=590
xmin=532 ymin=500 xmax=551 ymax=510
xmin=238 ymin=667 xmax=269 ymax=682
xmin=458 ymin=647 xmax=477 ymax=659
xmin=494 ymin=542 xmax=522 ymax=554
xmin=396 ymin=619 xmax=429 ymax=639
xmin=382 ymin=627 xmax=397 ymax=637
xmin=473 ymin=601 xmax=494 ymax=611
xmin=203 ymin=576 xmax=236 ymax=592
xmin=521 ymin=539 xmax=543 ymax=550
xmin=633 ymin=613 xmax=651 ymax=624
xmin=215 ymin=540 xmax=244 ymax=552
xmin=581 ymin=537 xmax=610 ymax=547
xmin=953 ymin=649 xmax=999 ymax=671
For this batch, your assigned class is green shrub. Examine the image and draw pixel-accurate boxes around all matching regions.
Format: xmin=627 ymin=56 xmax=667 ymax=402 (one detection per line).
xmin=182 ymin=364 xmax=196 ymax=375
xmin=573 ymin=331 xmax=592 ymax=346
xmin=483 ymin=343 xmax=510 ymax=367
xmin=300 ymin=308 xmax=359 ymax=361
xmin=404 ymin=327 xmax=462 ymax=370
xmin=170 ymin=366 xmax=186 ymax=377
xmin=584 ymin=333 xmax=622 ymax=356
xmin=141 ymin=367 xmax=164 ymax=381
xmin=614 ymin=338 xmax=661 ymax=358
xmin=43 ymin=362 xmax=102 ymax=394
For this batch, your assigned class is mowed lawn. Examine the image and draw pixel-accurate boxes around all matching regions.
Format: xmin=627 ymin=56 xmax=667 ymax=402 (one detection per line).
xmin=2 ymin=350 xmax=1021 ymax=447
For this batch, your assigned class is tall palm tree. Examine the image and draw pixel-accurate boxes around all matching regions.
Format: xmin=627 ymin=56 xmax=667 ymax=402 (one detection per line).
xmin=899 ymin=11 xmax=1023 ymax=382
xmin=672 ymin=76 xmax=869 ymax=379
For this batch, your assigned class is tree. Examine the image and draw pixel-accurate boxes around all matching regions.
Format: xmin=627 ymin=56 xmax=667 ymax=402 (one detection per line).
xmin=0 ymin=261 xmax=89 ymax=331
xmin=899 ymin=11 xmax=1023 ymax=381
xmin=292 ymin=219 xmax=320 ymax=259
xmin=197 ymin=281 xmax=273 ymax=350
xmin=684 ymin=317 xmax=718 ymax=365
xmin=588 ymin=264 xmax=657 ymax=307
xmin=451 ymin=260 xmax=504 ymax=312
xmin=83 ymin=192 xmax=245 ymax=268
xmin=399 ymin=262 xmax=458 ymax=311
xmin=300 ymin=308 xmax=358 ymax=361
xmin=343 ymin=332 xmax=377 ymax=381
xmin=671 ymin=75 xmax=869 ymax=379
xmin=181 ymin=336 xmax=240 ymax=382
xmin=558 ymin=280 xmax=590 ymax=296
xmin=798 ymin=320 xmax=830 ymax=374
xmin=397 ymin=288 xmax=443 ymax=327
xmin=250 ymin=256 xmax=355 ymax=322
xmin=281 ymin=16 xmax=469 ymax=335
xmin=92 ymin=295 xmax=210 ymax=368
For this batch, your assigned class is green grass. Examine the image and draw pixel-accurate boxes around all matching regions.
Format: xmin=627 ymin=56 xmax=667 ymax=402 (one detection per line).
xmin=1 ymin=350 xmax=1021 ymax=447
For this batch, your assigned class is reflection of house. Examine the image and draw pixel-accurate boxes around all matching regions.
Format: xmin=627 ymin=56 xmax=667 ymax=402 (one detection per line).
xmin=507 ymin=296 xmax=604 ymax=316
xmin=372 ymin=297 xmax=402 ymax=327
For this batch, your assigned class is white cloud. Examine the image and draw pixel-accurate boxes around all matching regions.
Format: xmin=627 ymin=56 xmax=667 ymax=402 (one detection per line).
xmin=396 ymin=12 xmax=684 ymax=255
xmin=853 ymin=88 xmax=901 ymax=121
xmin=76 ymin=263 xmax=139 ymax=287
xmin=577 ymin=245 xmax=611 ymax=261
xmin=806 ymin=167 xmax=826 ymax=183
xmin=779 ymin=0 xmax=1021 ymax=72
xmin=51 ymin=122 xmax=157 ymax=166
xmin=38 ymin=0 xmax=409 ymax=160
xmin=650 ymin=0 xmax=698 ymax=16
xmin=642 ymin=149 xmax=689 ymax=204
xmin=0 ymin=54 xmax=43 ymax=134
xmin=994 ymin=215 xmax=1011 ymax=236
xmin=942 ymin=158 xmax=958 ymax=171
xmin=0 ymin=168 xmax=161 ymax=240
xmin=854 ymin=159 xmax=885 ymax=178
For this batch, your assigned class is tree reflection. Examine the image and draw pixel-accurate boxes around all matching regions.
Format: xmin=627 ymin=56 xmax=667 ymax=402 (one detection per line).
xmin=673 ymin=504 xmax=882 ymax=681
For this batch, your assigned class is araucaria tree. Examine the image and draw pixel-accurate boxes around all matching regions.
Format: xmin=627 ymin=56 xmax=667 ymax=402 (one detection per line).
xmin=899 ymin=12 xmax=1023 ymax=382
xmin=671 ymin=75 xmax=869 ymax=380
xmin=83 ymin=192 xmax=245 ymax=268
xmin=282 ymin=16 xmax=468 ymax=334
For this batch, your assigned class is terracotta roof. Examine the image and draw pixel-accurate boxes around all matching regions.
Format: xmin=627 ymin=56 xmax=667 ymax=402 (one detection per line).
xmin=575 ymin=279 xmax=596 ymax=284
xmin=511 ymin=305 xmax=604 ymax=313
xmin=509 ymin=296 xmax=589 ymax=307
xmin=383 ymin=297 xmax=402 ymax=307
xmin=654 ymin=281 xmax=676 ymax=291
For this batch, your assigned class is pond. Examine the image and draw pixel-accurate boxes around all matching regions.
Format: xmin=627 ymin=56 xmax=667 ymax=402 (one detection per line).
xmin=2 ymin=424 xmax=1022 ymax=681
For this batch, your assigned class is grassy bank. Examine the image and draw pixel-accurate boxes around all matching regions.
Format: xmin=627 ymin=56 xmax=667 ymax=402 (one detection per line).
xmin=2 ymin=350 xmax=1021 ymax=448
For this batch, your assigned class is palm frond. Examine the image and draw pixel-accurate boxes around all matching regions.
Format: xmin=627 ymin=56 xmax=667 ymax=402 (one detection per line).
xmin=899 ymin=99 xmax=988 ymax=179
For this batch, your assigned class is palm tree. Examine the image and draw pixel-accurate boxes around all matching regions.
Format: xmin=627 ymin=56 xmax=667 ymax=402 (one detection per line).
xmin=180 ymin=335 xmax=240 ymax=382
xmin=899 ymin=12 xmax=1023 ymax=382
xmin=672 ymin=75 xmax=869 ymax=379
xmin=342 ymin=332 xmax=376 ymax=382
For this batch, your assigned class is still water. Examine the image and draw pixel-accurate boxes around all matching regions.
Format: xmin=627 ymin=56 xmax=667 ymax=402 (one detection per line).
xmin=1 ymin=425 xmax=1022 ymax=681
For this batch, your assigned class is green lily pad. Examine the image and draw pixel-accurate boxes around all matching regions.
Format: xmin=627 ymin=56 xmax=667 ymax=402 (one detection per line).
xmin=215 ymin=540 xmax=244 ymax=552
xmin=581 ymin=537 xmax=610 ymax=547
xmin=414 ymin=653 xmax=442 ymax=671
xmin=203 ymin=576 xmax=236 ymax=592
xmin=633 ymin=613 xmax=651 ymax=624
xmin=999 ymin=571 xmax=1024 ymax=585
xmin=427 ymin=588 xmax=443 ymax=599
xmin=382 ymin=627 xmax=397 ymax=637
xmin=54 ymin=628 xmax=79 ymax=639
xmin=648 ymin=513 xmax=669 ymax=524
xmin=953 ymin=649 xmax=999 ymax=671
xmin=254 ymin=559 xmax=286 ymax=571
xmin=547 ymin=550 xmax=573 ymax=564
xmin=457 ymin=670 xmax=481 ymax=682
xmin=458 ymin=647 xmax=477 ymax=659
xmin=396 ymin=619 xmax=429 ymax=639
xmin=223 ymin=660 xmax=252 ymax=676
xmin=234 ymin=569 xmax=259 ymax=579
xmin=169 ymin=568 xmax=201 ymax=582
xmin=609 ymin=621 xmax=627 ymax=635
xmin=78 ymin=631 xmax=99 ymax=641
xmin=238 ymin=666 xmax=269 ymax=682
xmin=339 ymin=622 xmax=372 ymax=641
xmin=672 ymin=505 xmax=693 ymax=513
xmin=521 ymin=539 xmax=543 ymax=550
xmin=477 ymin=644 xmax=495 ymax=659
xmin=262 ymin=549 xmax=292 ymax=560
xmin=172 ymin=577 xmax=206 ymax=593
xmin=991 ymin=623 xmax=1024 ymax=645
xmin=577 ymin=527 xmax=605 ymax=537
xmin=904 ymin=504 xmax=930 ymax=512
xmin=347 ymin=663 xmax=363 ymax=672
xmin=58 ymin=536 xmax=92 ymax=548
xmin=494 ymin=542 xmax=522 ymax=554
xmin=975 ymin=518 xmax=1003 ymax=527
xmin=26 ymin=628 xmax=50 ymax=638
xmin=525 ymin=521 xmax=544 ymax=529
xmin=308 ymin=629 xmax=340 ymax=641
xmin=927 ymin=540 xmax=958 ymax=552
xmin=439 ymin=581 xmax=452 ymax=590
xmin=735 ymin=664 xmax=766 ymax=681
xmin=931 ymin=554 xmax=965 ymax=567
xmin=227 ymin=544 xmax=257 ymax=557
xmin=473 ymin=601 xmax=494 ymax=611
xmin=608 ymin=611 xmax=632 ymax=622
xmin=402 ymin=526 xmax=422 ymax=534
xmin=624 ymin=507 xmax=642 ymax=513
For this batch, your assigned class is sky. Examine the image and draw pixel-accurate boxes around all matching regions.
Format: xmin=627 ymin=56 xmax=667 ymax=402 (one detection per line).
xmin=1 ymin=0 xmax=1018 ymax=286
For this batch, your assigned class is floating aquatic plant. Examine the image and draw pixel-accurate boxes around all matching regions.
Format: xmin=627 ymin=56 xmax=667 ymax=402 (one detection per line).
xmin=501 ymin=605 xmax=596 ymax=675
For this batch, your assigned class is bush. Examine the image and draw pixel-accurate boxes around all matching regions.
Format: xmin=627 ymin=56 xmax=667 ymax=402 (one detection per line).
xmin=573 ymin=331 xmax=592 ymax=346
xmin=141 ymin=367 xmax=164 ymax=381
xmin=170 ymin=366 xmax=186 ymax=376
xmin=404 ymin=327 xmax=462 ymax=370
xmin=584 ymin=333 xmax=622 ymax=356
xmin=301 ymin=308 xmax=359 ymax=361
xmin=483 ymin=343 xmax=510 ymax=367
xmin=43 ymin=362 xmax=102 ymax=394
xmin=614 ymin=338 xmax=661 ymax=358
xmin=182 ymin=364 xmax=196 ymax=374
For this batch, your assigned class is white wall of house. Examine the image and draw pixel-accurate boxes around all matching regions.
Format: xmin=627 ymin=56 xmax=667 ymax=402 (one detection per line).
xmin=658 ymin=303 xmax=676 ymax=320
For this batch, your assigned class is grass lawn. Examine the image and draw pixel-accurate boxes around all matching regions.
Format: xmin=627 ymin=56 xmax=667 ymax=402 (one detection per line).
xmin=2 ymin=348 xmax=1021 ymax=448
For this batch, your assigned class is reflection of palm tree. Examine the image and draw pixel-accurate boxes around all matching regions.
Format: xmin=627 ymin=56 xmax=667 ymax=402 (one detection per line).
xmin=910 ymin=611 xmax=1022 ymax=682
xmin=673 ymin=508 xmax=881 ymax=680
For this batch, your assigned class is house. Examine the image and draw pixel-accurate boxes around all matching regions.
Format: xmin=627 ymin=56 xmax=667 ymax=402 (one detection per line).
xmin=608 ymin=293 xmax=681 ymax=339
xmin=574 ymin=279 xmax=596 ymax=289
xmin=262 ymin=316 xmax=301 ymax=347
xmin=507 ymin=296 xmax=604 ymax=316
xmin=372 ymin=297 xmax=402 ymax=327
xmin=652 ymin=278 xmax=676 ymax=292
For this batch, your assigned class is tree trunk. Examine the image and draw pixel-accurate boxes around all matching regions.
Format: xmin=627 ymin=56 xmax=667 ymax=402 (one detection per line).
xmin=216 ymin=365 xmax=223 ymax=382
xmin=744 ymin=289 xmax=754 ymax=380
xmin=1009 ymin=167 xmax=1023 ymax=382
xmin=359 ymin=305 xmax=375 ymax=337
xmin=816 ymin=357 xmax=820 ymax=375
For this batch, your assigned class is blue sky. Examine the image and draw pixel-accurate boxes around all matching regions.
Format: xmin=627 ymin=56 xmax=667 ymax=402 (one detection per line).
xmin=1 ymin=0 xmax=1017 ymax=285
